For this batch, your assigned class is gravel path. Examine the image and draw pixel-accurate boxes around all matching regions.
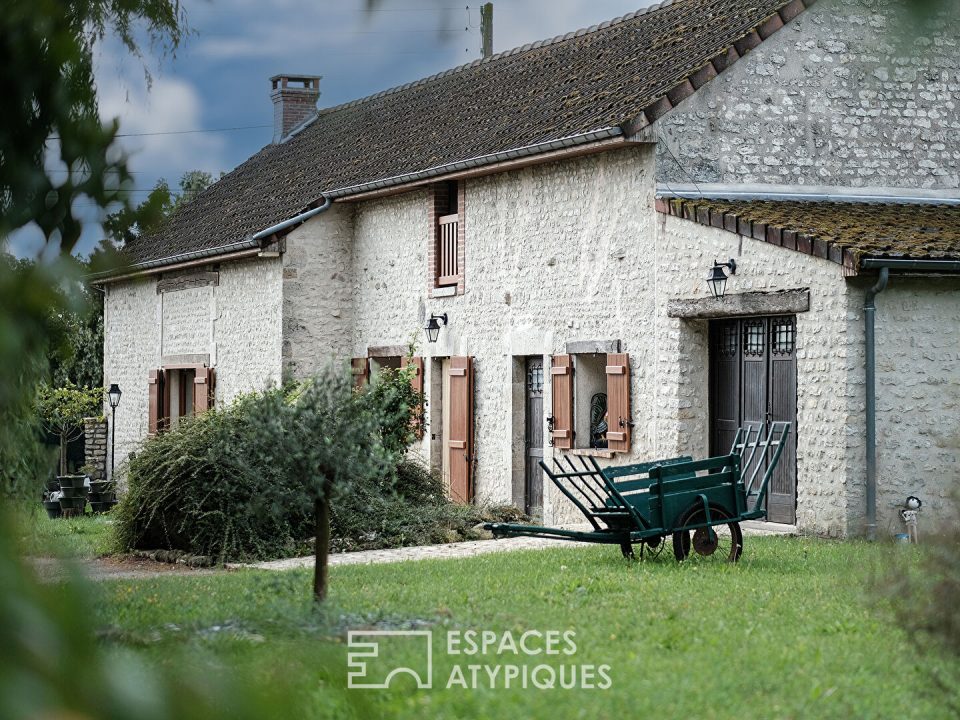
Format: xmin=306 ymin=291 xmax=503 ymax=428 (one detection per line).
xmin=228 ymin=520 xmax=795 ymax=572
xmin=30 ymin=521 xmax=795 ymax=580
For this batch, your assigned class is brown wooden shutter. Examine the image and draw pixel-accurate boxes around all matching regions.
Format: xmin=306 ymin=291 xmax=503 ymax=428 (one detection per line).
xmin=605 ymin=353 xmax=631 ymax=453
xmin=401 ymin=356 xmax=425 ymax=394
xmin=194 ymin=366 xmax=213 ymax=414
xmin=448 ymin=356 xmax=474 ymax=503
xmin=351 ymin=357 xmax=369 ymax=389
xmin=401 ymin=356 xmax=426 ymax=438
xmin=550 ymin=355 xmax=574 ymax=450
xmin=148 ymin=369 xmax=164 ymax=436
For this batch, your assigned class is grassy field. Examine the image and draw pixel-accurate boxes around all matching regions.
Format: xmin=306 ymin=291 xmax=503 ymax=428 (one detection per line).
xmin=23 ymin=508 xmax=115 ymax=558
xmin=86 ymin=536 xmax=958 ymax=720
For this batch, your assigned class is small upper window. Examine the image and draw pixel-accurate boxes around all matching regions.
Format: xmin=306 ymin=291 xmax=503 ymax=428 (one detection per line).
xmin=433 ymin=181 xmax=463 ymax=290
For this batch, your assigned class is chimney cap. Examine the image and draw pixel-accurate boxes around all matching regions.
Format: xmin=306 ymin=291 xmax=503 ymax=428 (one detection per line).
xmin=270 ymin=74 xmax=322 ymax=92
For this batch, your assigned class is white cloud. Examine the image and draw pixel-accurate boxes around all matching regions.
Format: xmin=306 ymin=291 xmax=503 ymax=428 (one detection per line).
xmin=95 ymin=45 xmax=228 ymax=182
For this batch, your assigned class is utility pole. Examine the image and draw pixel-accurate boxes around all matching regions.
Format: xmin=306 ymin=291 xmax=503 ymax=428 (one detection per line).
xmin=481 ymin=3 xmax=493 ymax=59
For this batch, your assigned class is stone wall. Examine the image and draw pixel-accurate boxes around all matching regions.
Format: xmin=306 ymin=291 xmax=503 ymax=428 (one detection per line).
xmin=849 ymin=276 xmax=960 ymax=536
xmin=83 ymin=418 xmax=107 ymax=482
xmin=658 ymin=214 xmax=860 ymax=537
xmin=103 ymin=257 xmax=284 ymax=481
xmin=282 ymin=203 xmax=356 ymax=379
xmin=657 ymin=0 xmax=960 ymax=190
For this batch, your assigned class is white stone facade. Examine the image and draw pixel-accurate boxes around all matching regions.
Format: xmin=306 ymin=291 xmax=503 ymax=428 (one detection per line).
xmin=102 ymin=0 xmax=960 ymax=537
xmin=103 ymin=257 xmax=283 ymax=478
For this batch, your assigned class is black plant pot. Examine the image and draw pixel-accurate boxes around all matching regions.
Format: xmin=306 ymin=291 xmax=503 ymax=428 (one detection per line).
xmin=57 ymin=475 xmax=87 ymax=490
xmin=59 ymin=486 xmax=89 ymax=500
xmin=59 ymin=496 xmax=87 ymax=511
xmin=89 ymin=481 xmax=114 ymax=495
xmin=88 ymin=492 xmax=116 ymax=504
xmin=43 ymin=500 xmax=62 ymax=519
xmin=46 ymin=479 xmax=61 ymax=493
xmin=90 ymin=501 xmax=117 ymax=514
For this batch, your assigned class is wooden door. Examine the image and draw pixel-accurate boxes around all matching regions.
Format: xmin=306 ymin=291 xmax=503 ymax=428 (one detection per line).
xmin=447 ymin=356 xmax=474 ymax=503
xmin=767 ymin=316 xmax=798 ymax=524
xmin=710 ymin=317 xmax=797 ymax=524
xmin=524 ymin=357 xmax=544 ymax=518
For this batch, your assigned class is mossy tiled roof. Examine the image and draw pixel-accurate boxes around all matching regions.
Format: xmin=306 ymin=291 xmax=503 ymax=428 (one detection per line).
xmin=657 ymin=197 xmax=960 ymax=273
xmin=122 ymin=0 xmax=814 ymax=268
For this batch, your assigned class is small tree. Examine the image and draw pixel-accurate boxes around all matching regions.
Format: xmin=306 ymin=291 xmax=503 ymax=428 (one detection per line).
xmin=37 ymin=383 xmax=102 ymax=476
xmin=284 ymin=366 xmax=402 ymax=601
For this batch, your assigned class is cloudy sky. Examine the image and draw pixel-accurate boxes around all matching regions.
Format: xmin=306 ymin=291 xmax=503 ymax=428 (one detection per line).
xmin=18 ymin=0 xmax=660 ymax=256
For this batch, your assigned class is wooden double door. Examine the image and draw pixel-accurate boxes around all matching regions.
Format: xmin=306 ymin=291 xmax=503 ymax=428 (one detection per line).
xmin=710 ymin=316 xmax=798 ymax=524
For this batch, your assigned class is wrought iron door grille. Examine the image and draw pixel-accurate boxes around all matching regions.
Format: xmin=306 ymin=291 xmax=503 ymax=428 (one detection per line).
xmin=771 ymin=316 xmax=796 ymax=356
xmin=527 ymin=363 xmax=544 ymax=395
xmin=718 ymin=323 xmax=739 ymax=357
xmin=743 ymin=320 xmax=765 ymax=356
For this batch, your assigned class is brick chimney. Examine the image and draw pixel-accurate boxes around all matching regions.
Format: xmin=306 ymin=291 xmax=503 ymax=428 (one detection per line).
xmin=270 ymin=74 xmax=321 ymax=143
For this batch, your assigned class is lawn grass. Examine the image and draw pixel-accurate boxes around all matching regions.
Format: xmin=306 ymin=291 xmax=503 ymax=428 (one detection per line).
xmin=86 ymin=536 xmax=959 ymax=719
xmin=23 ymin=507 xmax=116 ymax=558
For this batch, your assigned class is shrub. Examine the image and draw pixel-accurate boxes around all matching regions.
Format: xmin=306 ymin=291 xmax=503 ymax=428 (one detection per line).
xmin=878 ymin=496 xmax=960 ymax=707
xmin=116 ymin=365 xmax=525 ymax=565
xmin=114 ymin=387 xmax=315 ymax=561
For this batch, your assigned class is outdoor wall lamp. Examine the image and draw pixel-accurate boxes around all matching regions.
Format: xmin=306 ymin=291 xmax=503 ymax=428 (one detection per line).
xmin=107 ymin=383 xmax=122 ymax=480
xmin=706 ymin=259 xmax=737 ymax=299
xmin=424 ymin=313 xmax=448 ymax=344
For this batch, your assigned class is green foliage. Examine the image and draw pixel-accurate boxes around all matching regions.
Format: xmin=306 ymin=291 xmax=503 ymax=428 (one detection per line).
xmin=366 ymin=363 xmax=425 ymax=456
xmin=103 ymin=170 xmax=218 ymax=248
xmin=331 ymin=457 xmax=523 ymax=552
xmin=0 ymin=508 xmax=345 ymax=720
xmin=116 ymin=366 xmax=397 ymax=562
xmin=0 ymin=255 xmax=80 ymax=501
xmin=36 ymin=383 xmax=103 ymax=433
xmin=0 ymin=0 xmax=185 ymax=251
xmin=37 ymin=381 xmax=102 ymax=474
xmin=879 ymin=498 xmax=960 ymax=703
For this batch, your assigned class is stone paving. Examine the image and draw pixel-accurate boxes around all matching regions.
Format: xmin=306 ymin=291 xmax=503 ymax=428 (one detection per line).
xmin=228 ymin=520 xmax=796 ymax=572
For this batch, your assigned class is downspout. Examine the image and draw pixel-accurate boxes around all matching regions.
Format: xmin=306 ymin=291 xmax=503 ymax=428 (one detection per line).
xmin=863 ymin=266 xmax=889 ymax=541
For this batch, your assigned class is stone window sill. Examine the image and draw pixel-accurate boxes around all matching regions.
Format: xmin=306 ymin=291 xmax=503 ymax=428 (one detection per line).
xmin=431 ymin=285 xmax=457 ymax=298
xmin=565 ymin=448 xmax=618 ymax=459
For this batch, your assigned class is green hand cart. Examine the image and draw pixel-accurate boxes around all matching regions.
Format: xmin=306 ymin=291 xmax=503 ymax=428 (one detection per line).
xmin=485 ymin=422 xmax=791 ymax=562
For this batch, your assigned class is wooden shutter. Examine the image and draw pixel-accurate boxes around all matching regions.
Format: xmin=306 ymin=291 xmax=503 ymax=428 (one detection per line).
xmin=148 ymin=369 xmax=164 ymax=436
xmin=401 ymin=356 xmax=425 ymax=438
xmin=448 ymin=356 xmax=474 ymax=503
xmin=401 ymin=356 xmax=424 ymax=394
xmin=351 ymin=357 xmax=369 ymax=389
xmin=605 ymin=353 xmax=631 ymax=453
xmin=194 ymin=366 xmax=213 ymax=414
xmin=550 ymin=355 xmax=574 ymax=450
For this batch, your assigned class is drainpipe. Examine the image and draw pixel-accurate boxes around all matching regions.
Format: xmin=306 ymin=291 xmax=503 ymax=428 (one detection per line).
xmin=863 ymin=266 xmax=889 ymax=541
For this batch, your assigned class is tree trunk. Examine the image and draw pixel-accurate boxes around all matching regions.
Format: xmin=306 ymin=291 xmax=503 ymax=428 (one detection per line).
xmin=313 ymin=493 xmax=331 ymax=602
xmin=59 ymin=432 xmax=67 ymax=476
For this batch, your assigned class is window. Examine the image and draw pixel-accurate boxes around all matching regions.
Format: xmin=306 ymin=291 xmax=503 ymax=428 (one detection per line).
xmin=166 ymin=368 xmax=196 ymax=431
xmin=369 ymin=355 xmax=402 ymax=380
xmin=573 ymin=354 xmax=608 ymax=449
xmin=550 ymin=351 xmax=631 ymax=454
xmin=148 ymin=365 xmax=214 ymax=435
xmin=430 ymin=180 xmax=464 ymax=294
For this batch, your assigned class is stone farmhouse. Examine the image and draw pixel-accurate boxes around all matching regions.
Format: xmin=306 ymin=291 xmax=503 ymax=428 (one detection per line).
xmin=100 ymin=0 xmax=960 ymax=539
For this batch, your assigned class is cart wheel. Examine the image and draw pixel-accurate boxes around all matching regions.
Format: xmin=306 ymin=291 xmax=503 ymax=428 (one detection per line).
xmin=641 ymin=535 xmax=665 ymax=560
xmin=671 ymin=505 xmax=743 ymax=563
xmin=620 ymin=542 xmax=637 ymax=561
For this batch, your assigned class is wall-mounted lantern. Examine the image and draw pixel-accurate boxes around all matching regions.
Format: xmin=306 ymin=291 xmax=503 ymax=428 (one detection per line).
xmin=424 ymin=313 xmax=448 ymax=344
xmin=706 ymin=259 xmax=737 ymax=299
